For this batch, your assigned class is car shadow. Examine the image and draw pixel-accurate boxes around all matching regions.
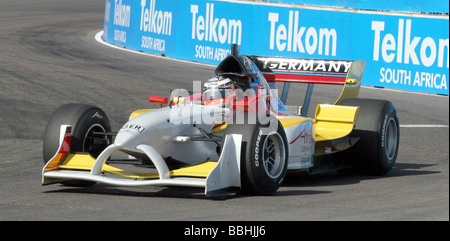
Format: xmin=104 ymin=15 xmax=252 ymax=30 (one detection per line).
xmin=282 ymin=162 xmax=440 ymax=188
xmin=390 ymin=163 xmax=440 ymax=177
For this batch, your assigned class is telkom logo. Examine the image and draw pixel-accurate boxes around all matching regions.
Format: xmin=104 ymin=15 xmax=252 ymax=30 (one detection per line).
xmin=268 ymin=11 xmax=338 ymax=56
xmin=372 ymin=19 xmax=449 ymax=68
xmin=140 ymin=0 xmax=173 ymax=36
xmin=191 ymin=3 xmax=242 ymax=45
xmin=114 ymin=0 xmax=130 ymax=27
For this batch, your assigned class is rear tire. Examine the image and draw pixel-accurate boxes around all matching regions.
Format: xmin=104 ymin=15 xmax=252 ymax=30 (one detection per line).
xmin=223 ymin=114 xmax=288 ymax=195
xmin=43 ymin=103 xmax=111 ymax=187
xmin=339 ymin=98 xmax=399 ymax=175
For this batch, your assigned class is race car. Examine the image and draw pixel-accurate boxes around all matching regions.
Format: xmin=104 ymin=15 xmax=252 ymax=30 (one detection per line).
xmin=42 ymin=44 xmax=399 ymax=196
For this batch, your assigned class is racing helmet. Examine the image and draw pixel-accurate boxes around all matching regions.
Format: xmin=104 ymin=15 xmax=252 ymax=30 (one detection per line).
xmin=203 ymin=76 xmax=233 ymax=102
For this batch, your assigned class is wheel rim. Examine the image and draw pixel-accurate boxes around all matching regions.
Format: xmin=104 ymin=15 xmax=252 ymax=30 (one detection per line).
xmin=385 ymin=117 xmax=399 ymax=161
xmin=83 ymin=124 xmax=107 ymax=157
xmin=262 ymin=132 xmax=286 ymax=179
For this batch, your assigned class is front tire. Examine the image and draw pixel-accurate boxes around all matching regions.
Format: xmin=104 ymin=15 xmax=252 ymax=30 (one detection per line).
xmin=43 ymin=103 xmax=111 ymax=187
xmin=224 ymin=114 xmax=288 ymax=195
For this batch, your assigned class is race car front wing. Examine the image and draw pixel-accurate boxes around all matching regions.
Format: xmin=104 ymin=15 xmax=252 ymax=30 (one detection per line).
xmin=42 ymin=125 xmax=242 ymax=196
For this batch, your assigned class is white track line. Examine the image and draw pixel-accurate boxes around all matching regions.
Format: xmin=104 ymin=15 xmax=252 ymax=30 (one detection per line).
xmin=400 ymin=124 xmax=449 ymax=128
xmin=361 ymin=85 xmax=449 ymax=98
xmin=94 ymin=31 xmax=214 ymax=68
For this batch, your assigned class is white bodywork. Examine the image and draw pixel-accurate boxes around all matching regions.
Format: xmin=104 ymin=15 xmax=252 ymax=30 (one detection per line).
xmin=284 ymin=121 xmax=315 ymax=169
xmin=117 ymin=105 xmax=227 ymax=165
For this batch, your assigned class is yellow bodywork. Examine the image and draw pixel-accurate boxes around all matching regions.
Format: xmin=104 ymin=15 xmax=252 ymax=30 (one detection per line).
xmin=58 ymin=153 xmax=216 ymax=179
xmin=313 ymin=104 xmax=359 ymax=141
xmin=129 ymin=109 xmax=153 ymax=119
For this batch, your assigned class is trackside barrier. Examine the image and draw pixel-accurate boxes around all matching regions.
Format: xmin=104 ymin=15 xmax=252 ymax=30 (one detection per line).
xmin=103 ymin=0 xmax=449 ymax=95
xmin=260 ymin=0 xmax=449 ymax=14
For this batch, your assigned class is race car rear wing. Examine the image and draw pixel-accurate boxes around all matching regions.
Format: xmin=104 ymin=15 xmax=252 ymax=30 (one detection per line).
xmin=249 ymin=56 xmax=352 ymax=84
xmin=247 ymin=55 xmax=365 ymax=116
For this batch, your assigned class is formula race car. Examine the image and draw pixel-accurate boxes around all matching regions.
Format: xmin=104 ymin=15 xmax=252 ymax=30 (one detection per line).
xmin=42 ymin=44 xmax=399 ymax=196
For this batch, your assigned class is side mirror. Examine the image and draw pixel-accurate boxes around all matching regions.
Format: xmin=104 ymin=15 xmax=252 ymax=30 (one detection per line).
xmin=149 ymin=96 xmax=168 ymax=105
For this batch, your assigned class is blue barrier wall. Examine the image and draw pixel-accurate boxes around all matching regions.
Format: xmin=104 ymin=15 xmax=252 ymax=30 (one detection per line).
xmin=104 ymin=0 xmax=449 ymax=95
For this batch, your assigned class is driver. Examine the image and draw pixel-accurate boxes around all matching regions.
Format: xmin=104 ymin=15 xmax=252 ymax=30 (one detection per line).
xmin=203 ymin=76 xmax=234 ymax=105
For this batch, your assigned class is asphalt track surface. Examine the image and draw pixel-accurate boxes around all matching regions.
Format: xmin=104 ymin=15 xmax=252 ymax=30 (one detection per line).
xmin=0 ymin=0 xmax=448 ymax=221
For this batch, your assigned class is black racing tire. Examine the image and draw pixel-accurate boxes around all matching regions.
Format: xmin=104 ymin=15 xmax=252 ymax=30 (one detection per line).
xmin=223 ymin=113 xmax=288 ymax=195
xmin=339 ymin=98 xmax=400 ymax=175
xmin=43 ymin=103 xmax=111 ymax=187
